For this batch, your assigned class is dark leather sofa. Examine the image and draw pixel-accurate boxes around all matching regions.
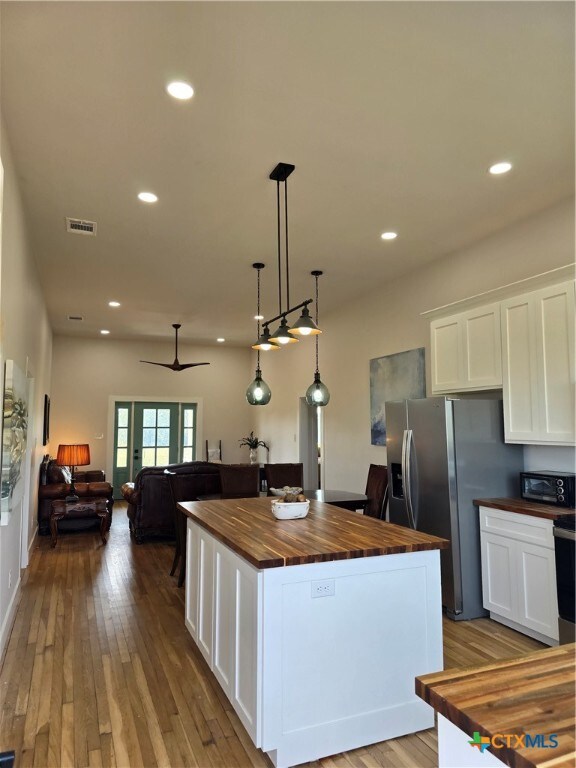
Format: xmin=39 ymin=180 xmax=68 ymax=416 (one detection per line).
xmin=38 ymin=456 xmax=114 ymax=535
xmin=122 ymin=461 xmax=221 ymax=543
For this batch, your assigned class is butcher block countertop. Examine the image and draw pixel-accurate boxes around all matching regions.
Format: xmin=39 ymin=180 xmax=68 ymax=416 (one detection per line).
xmin=416 ymin=643 xmax=576 ymax=768
xmin=474 ymin=497 xmax=576 ymax=521
xmin=178 ymin=496 xmax=448 ymax=569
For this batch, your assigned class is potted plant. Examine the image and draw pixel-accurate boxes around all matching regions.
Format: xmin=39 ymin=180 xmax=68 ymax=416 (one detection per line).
xmin=239 ymin=431 xmax=269 ymax=464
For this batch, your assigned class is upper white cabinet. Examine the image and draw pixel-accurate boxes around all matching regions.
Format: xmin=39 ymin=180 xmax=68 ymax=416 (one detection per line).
xmin=430 ymin=303 xmax=502 ymax=393
xmin=501 ymin=280 xmax=575 ymax=445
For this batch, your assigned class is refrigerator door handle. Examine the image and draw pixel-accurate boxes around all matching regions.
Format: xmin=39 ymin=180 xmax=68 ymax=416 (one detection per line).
xmin=403 ymin=429 xmax=416 ymax=529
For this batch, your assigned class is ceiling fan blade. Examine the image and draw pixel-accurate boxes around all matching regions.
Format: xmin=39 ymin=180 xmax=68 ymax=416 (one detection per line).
xmin=175 ymin=362 xmax=210 ymax=370
xmin=140 ymin=360 xmax=177 ymax=368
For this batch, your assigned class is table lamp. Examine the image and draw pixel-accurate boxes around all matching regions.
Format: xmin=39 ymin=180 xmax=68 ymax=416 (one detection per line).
xmin=56 ymin=443 xmax=90 ymax=502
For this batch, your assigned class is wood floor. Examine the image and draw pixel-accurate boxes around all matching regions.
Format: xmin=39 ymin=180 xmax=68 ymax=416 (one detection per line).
xmin=0 ymin=504 xmax=544 ymax=768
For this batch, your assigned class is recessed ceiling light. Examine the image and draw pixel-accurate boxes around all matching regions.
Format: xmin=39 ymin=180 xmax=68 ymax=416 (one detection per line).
xmin=108 ymin=301 xmax=121 ymax=308
xmin=381 ymin=232 xmax=398 ymax=241
xmin=166 ymin=81 xmax=194 ymax=100
xmin=100 ymin=329 xmax=110 ymax=335
xmin=489 ymin=162 xmax=512 ymax=175
xmin=138 ymin=192 xmax=158 ymax=203
xmin=217 ymin=338 xmax=225 ymax=343
xmin=254 ymin=314 xmax=264 ymax=321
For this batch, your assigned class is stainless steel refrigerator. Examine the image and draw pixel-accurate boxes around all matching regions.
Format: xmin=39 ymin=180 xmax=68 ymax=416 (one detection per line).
xmin=386 ymin=397 xmax=523 ymax=621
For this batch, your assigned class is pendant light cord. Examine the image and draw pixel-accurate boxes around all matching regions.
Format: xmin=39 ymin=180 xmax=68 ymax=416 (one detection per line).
xmin=285 ymin=179 xmax=290 ymax=311
xmin=314 ymin=273 xmax=319 ymax=373
xmin=257 ymin=265 xmax=262 ymax=368
xmin=276 ymin=181 xmax=282 ymax=314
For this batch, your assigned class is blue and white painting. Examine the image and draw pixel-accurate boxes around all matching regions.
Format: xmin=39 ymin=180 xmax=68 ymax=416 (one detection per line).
xmin=370 ymin=348 xmax=425 ymax=445
xmin=1 ymin=360 xmax=28 ymax=525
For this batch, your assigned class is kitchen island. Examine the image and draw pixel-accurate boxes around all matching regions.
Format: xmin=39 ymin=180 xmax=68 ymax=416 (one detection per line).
xmin=178 ymin=496 xmax=448 ymax=768
xmin=416 ymin=642 xmax=576 ymax=768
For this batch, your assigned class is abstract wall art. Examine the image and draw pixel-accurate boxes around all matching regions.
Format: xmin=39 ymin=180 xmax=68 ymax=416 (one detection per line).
xmin=1 ymin=360 xmax=28 ymax=524
xmin=370 ymin=348 xmax=425 ymax=445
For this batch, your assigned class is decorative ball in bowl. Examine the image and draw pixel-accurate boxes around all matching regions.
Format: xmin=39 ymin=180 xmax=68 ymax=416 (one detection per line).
xmin=269 ymin=486 xmax=303 ymax=497
xmin=270 ymin=499 xmax=310 ymax=520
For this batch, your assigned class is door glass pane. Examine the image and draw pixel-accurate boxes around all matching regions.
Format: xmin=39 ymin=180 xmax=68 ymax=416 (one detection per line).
xmin=118 ymin=408 xmax=128 ymax=428
xmin=157 ymin=409 xmax=170 ymax=427
xmin=116 ymin=448 xmax=127 ymax=468
xmin=157 ymin=428 xmax=170 ymax=446
xmin=183 ymin=428 xmax=192 ymax=446
xmin=184 ymin=410 xmax=193 ymax=427
xmin=156 ymin=447 xmax=170 ymax=465
xmin=143 ymin=409 xmax=156 ymax=427
xmin=117 ymin=428 xmax=128 ymax=448
xmin=182 ymin=447 xmax=193 ymax=462
xmin=143 ymin=428 xmax=156 ymax=447
xmin=142 ymin=447 xmax=156 ymax=466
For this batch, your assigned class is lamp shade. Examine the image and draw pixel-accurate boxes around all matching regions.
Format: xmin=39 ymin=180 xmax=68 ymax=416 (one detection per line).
xmin=269 ymin=317 xmax=299 ymax=345
xmin=288 ymin=305 xmax=321 ymax=336
xmin=56 ymin=443 xmax=91 ymax=467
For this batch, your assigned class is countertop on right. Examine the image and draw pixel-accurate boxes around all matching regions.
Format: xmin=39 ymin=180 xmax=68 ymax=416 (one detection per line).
xmin=474 ymin=497 xmax=575 ymax=521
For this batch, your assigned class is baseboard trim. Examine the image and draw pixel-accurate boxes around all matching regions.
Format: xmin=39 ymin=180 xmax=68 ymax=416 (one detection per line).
xmin=0 ymin=577 xmax=21 ymax=668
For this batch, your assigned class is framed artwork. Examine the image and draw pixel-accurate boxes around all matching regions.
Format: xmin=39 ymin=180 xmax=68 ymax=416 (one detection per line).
xmin=43 ymin=394 xmax=50 ymax=446
xmin=370 ymin=348 xmax=425 ymax=445
xmin=1 ymin=360 xmax=28 ymax=524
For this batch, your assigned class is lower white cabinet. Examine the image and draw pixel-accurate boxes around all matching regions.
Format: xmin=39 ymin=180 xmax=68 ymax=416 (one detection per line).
xmin=479 ymin=506 xmax=558 ymax=644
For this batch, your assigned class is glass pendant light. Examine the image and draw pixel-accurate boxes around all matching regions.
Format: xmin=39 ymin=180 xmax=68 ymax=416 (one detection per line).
xmin=247 ymin=263 xmax=272 ymax=405
xmin=305 ymin=271 xmax=330 ymax=407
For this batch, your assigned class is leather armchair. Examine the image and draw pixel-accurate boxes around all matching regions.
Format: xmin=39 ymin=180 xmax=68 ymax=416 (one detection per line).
xmin=122 ymin=461 xmax=221 ymax=543
xmin=38 ymin=457 xmax=114 ymax=535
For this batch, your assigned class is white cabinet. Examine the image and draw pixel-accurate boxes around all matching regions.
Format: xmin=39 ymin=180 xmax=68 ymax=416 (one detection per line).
xmin=479 ymin=506 xmax=558 ymax=644
xmin=430 ymin=303 xmax=502 ymax=393
xmin=501 ymin=280 xmax=575 ymax=445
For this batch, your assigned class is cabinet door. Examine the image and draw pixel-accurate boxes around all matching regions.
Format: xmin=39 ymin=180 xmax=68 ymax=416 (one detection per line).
xmin=501 ymin=293 xmax=539 ymax=442
xmin=462 ymin=303 xmax=502 ymax=389
xmin=535 ymin=282 xmax=575 ymax=444
xmin=516 ymin=541 xmax=559 ymax=641
xmin=502 ymin=280 xmax=575 ymax=445
xmin=480 ymin=532 xmax=516 ymax=620
xmin=431 ymin=316 xmax=462 ymax=393
xmin=196 ymin=528 xmax=215 ymax=666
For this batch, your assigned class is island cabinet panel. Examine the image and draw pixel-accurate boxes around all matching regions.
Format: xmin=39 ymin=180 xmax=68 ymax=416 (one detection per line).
xmin=184 ymin=506 xmax=445 ymax=768
xmin=479 ymin=506 xmax=559 ymax=644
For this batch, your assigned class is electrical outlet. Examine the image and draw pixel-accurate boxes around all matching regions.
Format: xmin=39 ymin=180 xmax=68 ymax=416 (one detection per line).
xmin=311 ymin=579 xmax=335 ymax=598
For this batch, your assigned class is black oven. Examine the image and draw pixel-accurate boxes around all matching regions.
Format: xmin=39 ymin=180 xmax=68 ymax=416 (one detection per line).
xmin=553 ymin=515 xmax=575 ymax=644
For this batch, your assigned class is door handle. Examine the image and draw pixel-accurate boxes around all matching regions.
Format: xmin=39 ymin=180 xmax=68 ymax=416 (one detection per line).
xmin=403 ymin=429 xmax=416 ymax=529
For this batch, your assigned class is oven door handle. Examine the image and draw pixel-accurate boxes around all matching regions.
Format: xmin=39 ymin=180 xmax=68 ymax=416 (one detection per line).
xmin=554 ymin=527 xmax=576 ymax=542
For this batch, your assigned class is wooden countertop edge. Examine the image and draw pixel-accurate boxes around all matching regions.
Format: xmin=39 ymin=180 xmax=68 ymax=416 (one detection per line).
xmin=179 ymin=500 xmax=448 ymax=569
xmin=415 ymin=644 xmax=576 ymax=768
xmin=474 ymin=497 xmax=575 ymax=521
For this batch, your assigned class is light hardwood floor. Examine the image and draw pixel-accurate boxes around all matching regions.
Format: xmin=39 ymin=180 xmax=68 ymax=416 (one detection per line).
xmin=0 ymin=504 xmax=544 ymax=768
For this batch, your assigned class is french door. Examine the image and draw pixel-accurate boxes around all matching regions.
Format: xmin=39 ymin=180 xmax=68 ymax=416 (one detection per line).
xmin=112 ymin=401 xmax=197 ymax=496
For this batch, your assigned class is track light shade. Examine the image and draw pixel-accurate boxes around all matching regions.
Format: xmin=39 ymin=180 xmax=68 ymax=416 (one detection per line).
xmin=269 ymin=316 xmax=298 ymax=345
xmin=246 ymin=368 xmax=272 ymax=405
xmin=252 ymin=326 xmax=280 ymax=351
xmin=288 ymin=305 xmax=321 ymax=336
xmin=305 ymin=372 xmax=330 ymax=407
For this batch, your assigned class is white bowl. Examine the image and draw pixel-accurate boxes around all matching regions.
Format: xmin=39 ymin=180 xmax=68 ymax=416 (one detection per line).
xmin=271 ymin=500 xmax=310 ymax=520
xmin=269 ymin=486 xmax=303 ymax=497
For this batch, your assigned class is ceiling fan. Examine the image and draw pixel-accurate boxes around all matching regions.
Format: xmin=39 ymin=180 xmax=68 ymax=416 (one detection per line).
xmin=140 ymin=324 xmax=210 ymax=372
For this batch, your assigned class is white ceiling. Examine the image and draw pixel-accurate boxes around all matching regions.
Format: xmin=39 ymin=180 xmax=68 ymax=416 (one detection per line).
xmin=1 ymin=1 xmax=573 ymax=347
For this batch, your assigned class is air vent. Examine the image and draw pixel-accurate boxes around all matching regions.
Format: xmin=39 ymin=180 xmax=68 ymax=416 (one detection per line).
xmin=67 ymin=315 xmax=84 ymax=322
xmin=66 ymin=217 xmax=97 ymax=235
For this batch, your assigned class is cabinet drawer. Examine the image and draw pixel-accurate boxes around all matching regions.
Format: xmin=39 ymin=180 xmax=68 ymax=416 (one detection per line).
xmin=479 ymin=506 xmax=553 ymax=549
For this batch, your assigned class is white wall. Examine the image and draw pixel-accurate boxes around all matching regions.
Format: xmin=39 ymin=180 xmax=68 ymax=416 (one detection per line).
xmin=0 ymin=116 xmax=53 ymax=660
xmin=254 ymin=198 xmax=575 ymax=493
xmin=50 ymin=336 xmax=261 ymax=474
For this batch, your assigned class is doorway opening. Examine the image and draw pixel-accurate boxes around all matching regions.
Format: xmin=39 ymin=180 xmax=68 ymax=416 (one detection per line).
xmin=299 ymin=398 xmax=323 ymax=490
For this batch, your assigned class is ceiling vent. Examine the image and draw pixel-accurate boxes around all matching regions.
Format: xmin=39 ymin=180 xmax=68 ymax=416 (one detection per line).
xmin=66 ymin=217 xmax=97 ymax=235
xmin=67 ymin=314 xmax=84 ymax=322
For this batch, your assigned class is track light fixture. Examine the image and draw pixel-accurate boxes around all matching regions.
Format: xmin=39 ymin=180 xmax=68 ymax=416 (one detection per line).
xmin=305 ymin=271 xmax=330 ymax=407
xmin=246 ymin=263 xmax=272 ymax=405
xmin=254 ymin=163 xmax=321 ymax=350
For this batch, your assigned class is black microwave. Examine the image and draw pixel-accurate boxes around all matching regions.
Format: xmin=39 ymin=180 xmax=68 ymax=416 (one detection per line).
xmin=520 ymin=471 xmax=575 ymax=508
